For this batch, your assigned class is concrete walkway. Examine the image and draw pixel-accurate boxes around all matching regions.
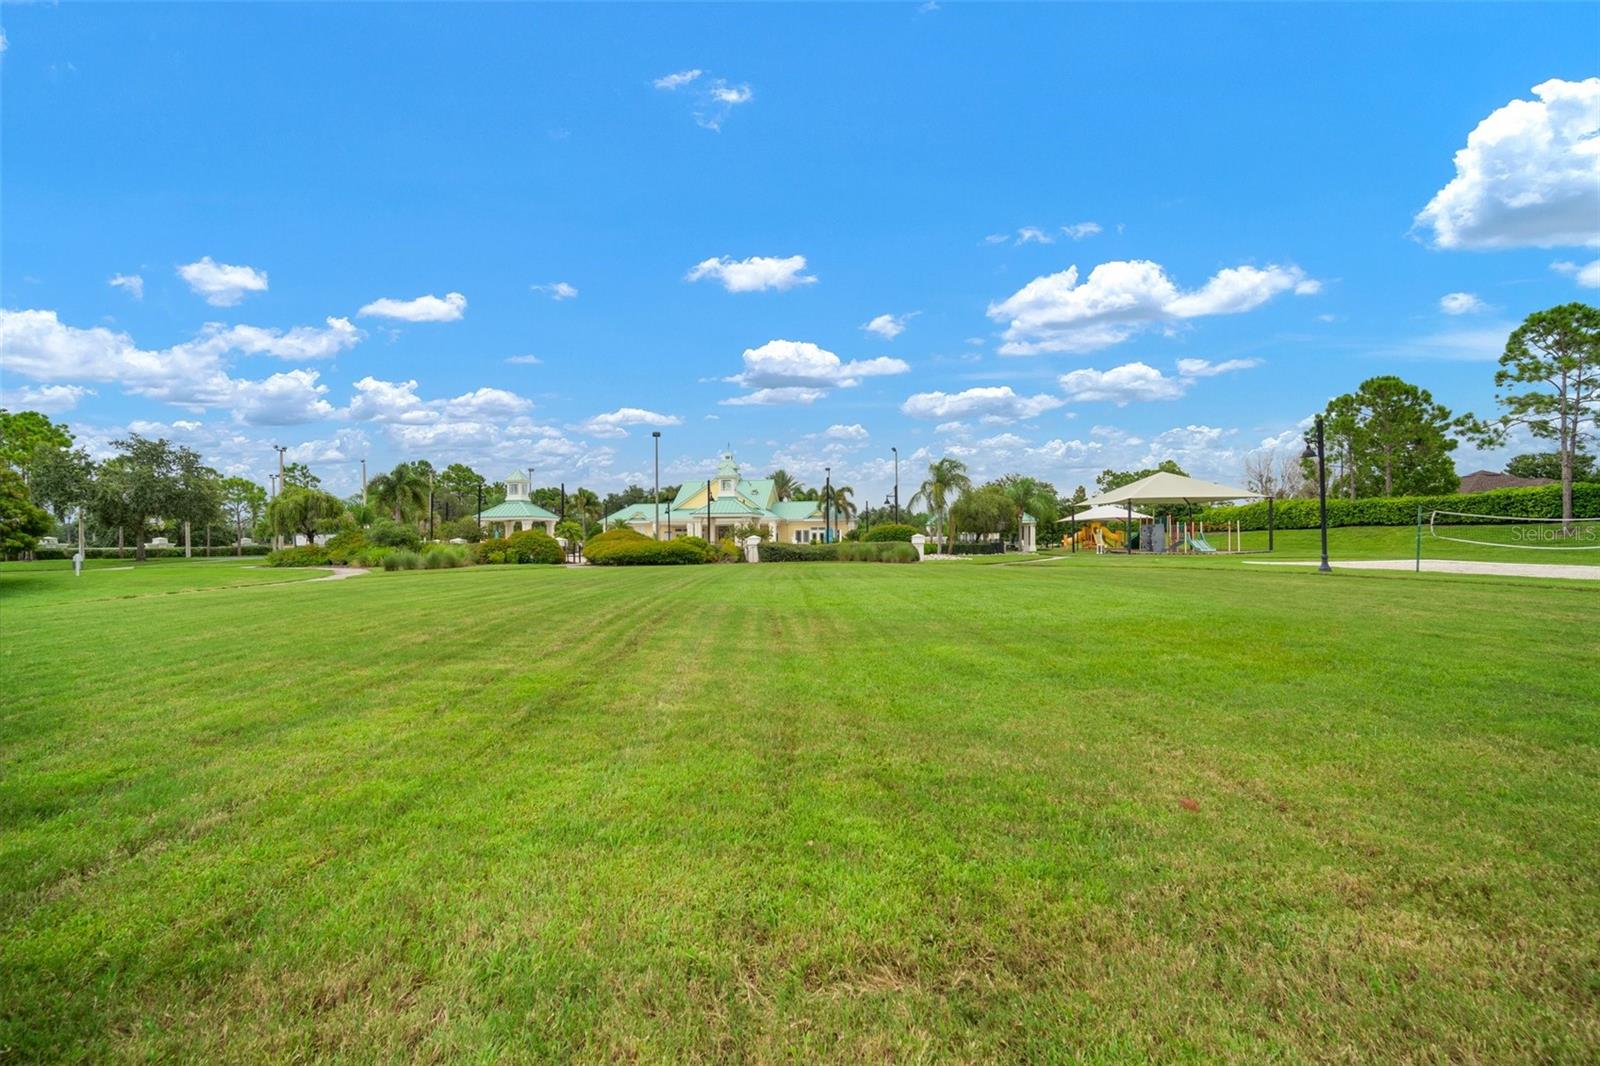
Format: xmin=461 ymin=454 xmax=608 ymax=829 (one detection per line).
xmin=310 ymin=566 xmax=369 ymax=581
xmin=1245 ymin=559 xmax=1600 ymax=581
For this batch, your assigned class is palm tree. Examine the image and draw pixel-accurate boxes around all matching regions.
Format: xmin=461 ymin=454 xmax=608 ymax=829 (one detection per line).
xmin=999 ymin=475 xmax=1053 ymax=552
xmin=368 ymin=461 xmax=429 ymax=523
xmin=769 ymin=469 xmax=802 ymax=501
xmin=910 ymin=457 xmax=972 ymax=553
xmin=568 ymin=487 xmax=602 ymax=535
xmin=830 ymin=484 xmax=856 ymax=523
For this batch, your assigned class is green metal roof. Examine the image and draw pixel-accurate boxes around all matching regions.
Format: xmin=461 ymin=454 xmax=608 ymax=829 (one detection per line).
xmin=771 ymin=501 xmax=824 ymax=520
xmin=698 ymin=496 xmax=774 ymax=517
xmin=714 ymin=452 xmax=739 ymax=479
xmin=477 ymin=500 xmax=558 ymax=520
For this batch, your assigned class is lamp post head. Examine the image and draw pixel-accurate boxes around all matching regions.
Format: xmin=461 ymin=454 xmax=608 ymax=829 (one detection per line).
xmin=1301 ymin=441 xmax=1317 ymax=461
xmin=652 ymin=431 xmax=661 ymax=439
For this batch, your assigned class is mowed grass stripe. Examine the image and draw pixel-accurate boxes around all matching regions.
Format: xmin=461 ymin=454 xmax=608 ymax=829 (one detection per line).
xmin=1 ymin=561 xmax=1596 ymax=1060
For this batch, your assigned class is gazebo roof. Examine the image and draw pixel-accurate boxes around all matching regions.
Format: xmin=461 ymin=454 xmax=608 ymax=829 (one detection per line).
xmin=477 ymin=500 xmax=558 ymax=521
xmin=1083 ymin=472 xmax=1259 ymax=507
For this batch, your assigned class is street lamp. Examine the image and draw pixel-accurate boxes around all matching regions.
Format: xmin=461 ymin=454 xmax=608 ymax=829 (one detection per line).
xmin=476 ymin=477 xmax=485 ymax=538
xmin=652 ymin=431 xmax=662 ymax=540
xmin=891 ymin=447 xmax=899 ymax=522
xmin=1301 ymin=415 xmax=1332 ymax=573
xmin=824 ymin=466 xmax=832 ymax=544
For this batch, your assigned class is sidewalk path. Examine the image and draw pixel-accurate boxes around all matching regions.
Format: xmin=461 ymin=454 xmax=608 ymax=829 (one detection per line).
xmin=1245 ymin=559 xmax=1600 ymax=581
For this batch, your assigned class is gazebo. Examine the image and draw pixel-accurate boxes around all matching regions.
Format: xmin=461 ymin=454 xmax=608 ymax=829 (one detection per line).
xmin=1080 ymin=472 xmax=1260 ymax=553
xmin=475 ymin=471 xmax=559 ymax=539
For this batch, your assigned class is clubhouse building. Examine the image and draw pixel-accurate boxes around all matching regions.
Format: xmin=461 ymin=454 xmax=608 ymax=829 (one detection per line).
xmin=604 ymin=453 xmax=855 ymax=543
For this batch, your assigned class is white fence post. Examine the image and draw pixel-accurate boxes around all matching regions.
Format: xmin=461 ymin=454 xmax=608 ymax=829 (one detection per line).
xmin=744 ymin=535 xmax=762 ymax=563
xmin=911 ymin=533 xmax=927 ymax=560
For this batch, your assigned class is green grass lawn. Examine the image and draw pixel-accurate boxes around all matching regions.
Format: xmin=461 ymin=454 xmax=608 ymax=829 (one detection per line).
xmin=0 ymin=557 xmax=325 ymax=607
xmin=2 ymin=557 xmax=1597 ymax=1060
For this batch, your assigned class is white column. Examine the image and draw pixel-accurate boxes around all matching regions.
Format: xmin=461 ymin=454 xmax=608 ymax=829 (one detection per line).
xmin=911 ymin=533 xmax=927 ymax=560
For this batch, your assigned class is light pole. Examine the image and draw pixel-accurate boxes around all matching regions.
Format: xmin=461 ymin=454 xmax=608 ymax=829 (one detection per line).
xmin=1301 ymin=415 xmax=1332 ymax=574
xmin=824 ymin=466 xmax=832 ymax=543
xmin=361 ymin=458 xmax=368 ymax=506
xmin=476 ymin=477 xmax=485 ymax=539
xmin=652 ymin=431 xmax=662 ymax=540
xmin=268 ymin=473 xmax=279 ymax=550
xmin=273 ymin=444 xmax=287 ymax=493
xmin=891 ymin=447 xmax=899 ymax=522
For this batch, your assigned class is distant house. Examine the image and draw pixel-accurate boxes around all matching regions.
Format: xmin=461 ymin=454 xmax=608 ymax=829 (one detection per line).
xmin=1457 ymin=470 xmax=1553 ymax=494
xmin=603 ymin=452 xmax=856 ymax=543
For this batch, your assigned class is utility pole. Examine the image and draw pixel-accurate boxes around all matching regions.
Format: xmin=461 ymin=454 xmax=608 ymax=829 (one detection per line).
xmin=274 ymin=444 xmax=287 ymax=493
xmin=652 ymin=431 xmax=662 ymax=540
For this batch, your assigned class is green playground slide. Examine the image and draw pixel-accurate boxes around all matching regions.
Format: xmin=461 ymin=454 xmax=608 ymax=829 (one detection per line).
xmin=1185 ymin=535 xmax=1217 ymax=553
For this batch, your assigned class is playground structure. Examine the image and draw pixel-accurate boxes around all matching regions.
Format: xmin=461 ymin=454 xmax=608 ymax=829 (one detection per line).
xmin=1076 ymin=471 xmax=1263 ymax=556
xmin=1062 ymin=504 xmax=1146 ymax=552
xmin=1134 ymin=514 xmax=1247 ymax=554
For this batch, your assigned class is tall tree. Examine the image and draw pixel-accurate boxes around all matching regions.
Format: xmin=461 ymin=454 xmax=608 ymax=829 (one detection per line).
xmin=830 ymin=484 xmax=856 ymax=521
xmin=367 ymin=461 xmax=429 ymax=523
xmin=1505 ymin=452 xmax=1596 ymax=482
xmin=281 ymin=462 xmax=320 ymax=490
xmin=1351 ymin=376 xmax=1460 ymax=496
xmin=27 ymin=445 xmax=95 ymax=548
xmin=0 ymin=468 xmax=52 ymax=556
xmin=1466 ymin=303 xmax=1599 ymax=524
xmin=1096 ymin=459 xmax=1187 ymax=494
xmin=998 ymin=475 xmax=1055 ymax=550
xmin=0 ymin=410 xmax=72 ymax=474
xmin=220 ymin=478 xmax=267 ymax=554
xmin=266 ymin=487 xmax=347 ymax=545
xmin=910 ymin=457 xmax=972 ymax=552
xmin=90 ymin=435 xmax=206 ymax=562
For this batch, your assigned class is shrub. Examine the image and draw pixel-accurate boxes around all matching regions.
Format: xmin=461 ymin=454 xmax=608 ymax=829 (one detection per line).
xmin=438 ymin=517 xmax=484 ymax=543
xmin=862 ymin=522 xmax=918 ymax=543
xmin=265 ymin=546 xmax=332 ymax=568
xmin=586 ymin=537 xmax=710 ymax=566
xmin=368 ymin=518 xmax=423 ymax=550
xmin=838 ymin=541 xmax=920 ymax=563
xmin=324 ymin=529 xmax=368 ymax=565
xmin=505 ymin=529 xmax=565 ymax=564
xmin=352 ymin=546 xmax=392 ymax=568
xmin=382 ymin=549 xmax=423 ymax=571
xmin=756 ymin=542 xmax=840 ymax=562
xmin=927 ymin=541 xmax=1003 ymax=555
xmin=1196 ymin=482 xmax=1600 ymax=531
xmin=586 ymin=527 xmax=649 ymax=548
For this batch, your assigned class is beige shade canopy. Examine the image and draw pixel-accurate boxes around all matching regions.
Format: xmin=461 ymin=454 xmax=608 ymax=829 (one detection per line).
xmin=1067 ymin=504 xmax=1154 ymax=522
xmin=1082 ymin=471 xmax=1260 ymax=507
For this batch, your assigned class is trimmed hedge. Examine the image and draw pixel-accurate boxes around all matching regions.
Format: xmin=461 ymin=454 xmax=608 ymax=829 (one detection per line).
xmin=473 ymin=530 xmax=564 ymax=565
xmin=861 ymin=523 xmax=918 ymax=543
xmin=756 ymin=542 xmax=840 ymax=562
xmin=266 ymin=546 xmax=331 ymax=567
xmin=27 ymin=544 xmax=274 ymax=560
xmin=838 ymin=541 xmax=919 ymax=563
xmin=586 ymin=538 xmax=710 ymax=566
xmin=1198 ymin=482 xmax=1600 ymax=531
xmin=928 ymin=542 xmax=1004 ymax=555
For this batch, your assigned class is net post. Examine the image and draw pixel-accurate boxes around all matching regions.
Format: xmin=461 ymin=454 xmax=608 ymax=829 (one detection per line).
xmin=1415 ymin=505 xmax=1422 ymax=572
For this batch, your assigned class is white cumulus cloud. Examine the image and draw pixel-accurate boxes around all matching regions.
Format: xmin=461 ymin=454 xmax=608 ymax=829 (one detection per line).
xmin=1415 ymin=77 xmax=1600 ymax=250
xmin=824 ymin=423 xmax=869 ymax=440
xmin=207 ymin=316 xmax=364 ymax=360
xmin=532 ymin=281 xmax=578 ymax=300
xmin=108 ymin=273 xmax=144 ymax=300
xmin=1062 ymin=222 xmax=1102 ymax=240
xmin=987 ymin=259 xmax=1317 ymax=355
xmin=1059 ymin=363 xmax=1187 ymax=405
xmin=1439 ymin=292 xmax=1488 ymax=315
xmin=357 ymin=291 xmax=467 ymax=322
xmin=1551 ymin=259 xmax=1600 ymax=287
xmin=900 ymin=385 xmax=1064 ymax=422
xmin=177 ymin=257 xmax=269 ymax=307
xmin=232 ymin=370 xmax=335 ymax=426
xmin=1175 ymin=357 xmax=1261 ymax=377
xmin=0 ymin=383 xmax=94 ymax=414
xmin=861 ymin=312 xmax=917 ymax=339
xmin=723 ymin=339 xmax=909 ymax=405
xmin=687 ymin=255 xmax=816 ymax=293
xmin=582 ymin=407 xmax=682 ymax=438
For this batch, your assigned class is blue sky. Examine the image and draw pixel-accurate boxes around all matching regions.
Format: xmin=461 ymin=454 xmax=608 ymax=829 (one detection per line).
xmin=2 ymin=3 xmax=1597 ymax=501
